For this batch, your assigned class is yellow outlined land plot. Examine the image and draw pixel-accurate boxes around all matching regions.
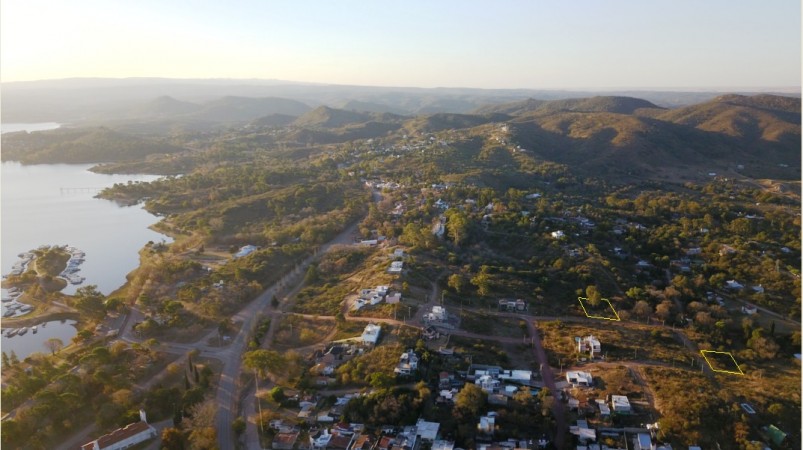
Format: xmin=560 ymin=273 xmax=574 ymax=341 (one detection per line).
xmin=577 ymin=297 xmax=621 ymax=321
xmin=700 ymin=350 xmax=744 ymax=375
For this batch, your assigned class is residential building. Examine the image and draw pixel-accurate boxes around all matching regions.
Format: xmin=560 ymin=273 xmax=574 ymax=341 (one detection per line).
xmin=595 ymin=399 xmax=611 ymax=416
xmin=477 ymin=412 xmax=496 ymax=437
xmin=577 ymin=335 xmax=601 ymax=356
xmin=80 ymin=410 xmax=156 ymax=450
xmin=566 ymin=371 xmax=593 ymax=387
xmin=361 ymin=324 xmax=381 ymax=345
xmin=388 ymin=261 xmax=404 ymax=274
xmin=310 ymin=429 xmax=333 ymax=449
xmin=476 ymin=374 xmax=501 ymax=393
xmin=234 ymin=245 xmax=258 ymax=258
xmin=611 ymin=395 xmax=631 ymax=414
xmin=415 ymin=418 xmax=440 ymax=442
xmin=498 ymin=298 xmax=527 ymax=311
xmin=634 ymin=433 xmax=654 ymax=450
xmin=273 ymin=431 xmax=300 ymax=450
xmin=431 ymin=441 xmax=455 ymax=450
xmin=726 ymin=280 xmax=744 ymax=290
xmin=394 ymin=349 xmax=419 ymax=375
xmin=350 ymin=435 xmax=374 ymax=450
xmin=742 ymin=304 xmax=758 ymax=315
xmin=570 ymin=419 xmax=596 ymax=444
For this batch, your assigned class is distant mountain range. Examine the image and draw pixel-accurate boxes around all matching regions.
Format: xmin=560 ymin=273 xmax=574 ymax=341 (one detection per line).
xmin=2 ymin=77 xmax=799 ymax=123
xmin=2 ymin=90 xmax=799 ymax=181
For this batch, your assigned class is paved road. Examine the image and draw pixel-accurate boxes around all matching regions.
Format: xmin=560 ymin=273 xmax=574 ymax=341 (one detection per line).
xmin=523 ymin=317 xmax=566 ymax=449
xmin=215 ymin=217 xmax=365 ymax=449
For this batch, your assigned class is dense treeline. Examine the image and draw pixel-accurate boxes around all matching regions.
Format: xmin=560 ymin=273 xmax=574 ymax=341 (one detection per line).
xmin=1 ymin=127 xmax=184 ymax=164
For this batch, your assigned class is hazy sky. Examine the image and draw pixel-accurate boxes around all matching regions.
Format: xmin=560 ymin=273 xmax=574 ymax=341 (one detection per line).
xmin=2 ymin=0 xmax=800 ymax=89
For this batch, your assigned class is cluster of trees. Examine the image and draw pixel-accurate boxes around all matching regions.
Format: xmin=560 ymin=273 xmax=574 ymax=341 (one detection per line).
xmin=1 ymin=339 xmax=202 ymax=449
xmin=341 ymin=383 xmax=431 ymax=427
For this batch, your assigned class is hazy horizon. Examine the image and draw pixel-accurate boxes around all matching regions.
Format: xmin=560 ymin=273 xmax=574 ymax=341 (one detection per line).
xmin=1 ymin=1 xmax=800 ymax=90
xmin=2 ymin=76 xmax=801 ymax=93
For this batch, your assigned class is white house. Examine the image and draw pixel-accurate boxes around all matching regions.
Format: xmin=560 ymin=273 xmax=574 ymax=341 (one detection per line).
xmin=611 ymin=395 xmax=631 ymax=413
xmin=234 ymin=245 xmax=258 ymax=258
xmin=81 ymin=410 xmax=156 ymax=450
xmin=388 ymin=261 xmax=404 ymax=274
xmin=566 ymin=371 xmax=593 ymax=387
xmin=595 ymin=399 xmax=611 ymax=416
xmin=361 ymin=324 xmax=381 ymax=345
xmin=577 ymin=335 xmax=601 ymax=355
xmin=726 ymin=280 xmax=745 ymax=290
xmin=551 ymin=230 xmax=565 ymax=239
xmin=477 ymin=412 xmax=496 ymax=435
xmin=426 ymin=305 xmax=448 ymax=322
xmin=309 ymin=429 xmax=333 ymax=449
xmin=752 ymin=285 xmax=765 ymax=294
xmin=394 ymin=349 xmax=419 ymax=375
xmin=475 ymin=374 xmax=501 ymax=393
xmin=415 ymin=419 xmax=440 ymax=441
xmin=386 ymin=292 xmax=402 ymax=304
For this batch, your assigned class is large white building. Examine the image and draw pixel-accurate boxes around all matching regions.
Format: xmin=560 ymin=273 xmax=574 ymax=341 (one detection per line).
xmin=81 ymin=410 xmax=156 ymax=450
xmin=361 ymin=324 xmax=381 ymax=345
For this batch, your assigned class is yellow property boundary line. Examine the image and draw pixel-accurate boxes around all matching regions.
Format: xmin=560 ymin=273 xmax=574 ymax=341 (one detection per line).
xmin=700 ymin=350 xmax=744 ymax=375
xmin=577 ymin=297 xmax=621 ymax=321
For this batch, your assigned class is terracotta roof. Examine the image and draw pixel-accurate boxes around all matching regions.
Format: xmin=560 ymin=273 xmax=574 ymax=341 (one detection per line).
xmin=351 ymin=434 xmax=373 ymax=450
xmin=328 ymin=433 xmax=354 ymax=450
xmin=81 ymin=421 xmax=154 ymax=450
xmin=273 ymin=431 xmax=299 ymax=447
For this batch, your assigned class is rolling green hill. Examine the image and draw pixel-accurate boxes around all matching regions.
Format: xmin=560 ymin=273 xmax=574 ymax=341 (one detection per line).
xmin=0 ymin=127 xmax=185 ymax=164
xmin=190 ymin=96 xmax=312 ymax=122
xmin=475 ymin=96 xmax=662 ymax=116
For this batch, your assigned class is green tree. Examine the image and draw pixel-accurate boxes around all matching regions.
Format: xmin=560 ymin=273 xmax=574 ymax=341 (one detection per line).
xmin=74 ymin=285 xmax=106 ymax=320
xmin=454 ymin=383 xmax=486 ymax=418
xmin=44 ymin=338 xmax=64 ymax=355
xmin=243 ymin=349 xmax=285 ymax=378
xmin=232 ymin=417 xmax=246 ymax=436
xmin=446 ymin=209 xmax=470 ymax=246
xmin=160 ymin=427 xmax=185 ymax=450
xmin=471 ymin=266 xmax=492 ymax=296
xmin=268 ymin=386 xmax=286 ymax=403
xmin=585 ymin=285 xmax=602 ymax=306
xmin=369 ymin=372 xmax=395 ymax=389
xmin=633 ymin=300 xmax=652 ymax=322
xmin=625 ymin=286 xmax=645 ymax=301
xmin=448 ymin=273 xmax=465 ymax=294
xmin=184 ymin=401 xmax=218 ymax=450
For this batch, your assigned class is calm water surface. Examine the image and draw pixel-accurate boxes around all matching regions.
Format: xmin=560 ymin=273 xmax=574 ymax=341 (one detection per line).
xmin=1 ymin=162 xmax=171 ymax=295
xmin=2 ymin=320 xmax=78 ymax=360
xmin=1 ymin=123 xmax=173 ymax=357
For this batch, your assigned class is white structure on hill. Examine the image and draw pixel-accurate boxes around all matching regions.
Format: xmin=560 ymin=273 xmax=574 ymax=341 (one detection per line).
xmin=361 ymin=324 xmax=381 ymax=345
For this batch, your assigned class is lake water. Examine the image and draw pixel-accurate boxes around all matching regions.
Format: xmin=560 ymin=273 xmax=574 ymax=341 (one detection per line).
xmin=1 ymin=122 xmax=61 ymax=134
xmin=1 ymin=123 xmax=172 ymax=357
xmin=2 ymin=320 xmax=78 ymax=360
xmin=1 ymin=162 xmax=171 ymax=295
